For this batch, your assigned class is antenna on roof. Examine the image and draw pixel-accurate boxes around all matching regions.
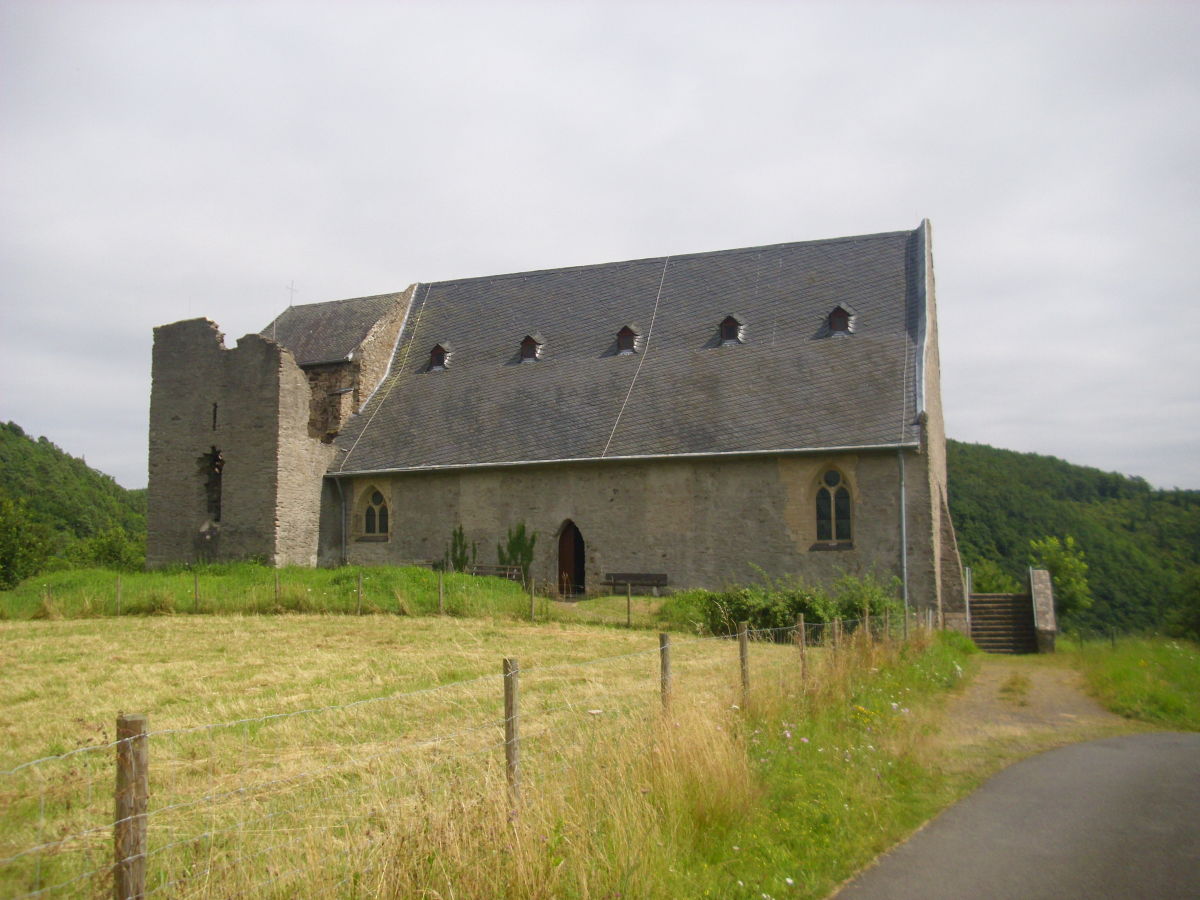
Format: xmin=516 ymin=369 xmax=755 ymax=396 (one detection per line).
xmin=275 ymin=280 xmax=299 ymax=342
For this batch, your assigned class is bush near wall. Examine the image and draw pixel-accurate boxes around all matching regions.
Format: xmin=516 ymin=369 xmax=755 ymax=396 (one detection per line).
xmin=665 ymin=573 xmax=903 ymax=636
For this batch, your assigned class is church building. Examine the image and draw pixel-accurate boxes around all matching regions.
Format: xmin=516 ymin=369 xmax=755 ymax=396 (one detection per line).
xmin=147 ymin=221 xmax=967 ymax=627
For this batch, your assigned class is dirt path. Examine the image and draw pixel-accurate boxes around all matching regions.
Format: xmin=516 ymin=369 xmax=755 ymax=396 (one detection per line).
xmin=936 ymin=654 xmax=1128 ymax=750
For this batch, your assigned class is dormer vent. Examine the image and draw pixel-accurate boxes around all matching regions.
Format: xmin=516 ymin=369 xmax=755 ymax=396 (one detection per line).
xmin=520 ymin=333 xmax=544 ymax=362
xmin=428 ymin=342 xmax=452 ymax=371
xmin=827 ymin=304 xmax=857 ymax=335
xmin=617 ymin=324 xmax=640 ymax=355
xmin=719 ymin=315 xmax=744 ymax=346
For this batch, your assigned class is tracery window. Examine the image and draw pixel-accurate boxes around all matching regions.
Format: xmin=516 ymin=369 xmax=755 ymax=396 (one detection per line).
xmin=815 ymin=469 xmax=852 ymax=543
xmin=363 ymin=489 xmax=389 ymax=536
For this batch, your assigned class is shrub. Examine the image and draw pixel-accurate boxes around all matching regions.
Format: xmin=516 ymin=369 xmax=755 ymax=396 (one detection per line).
xmin=680 ymin=572 xmax=901 ymax=636
xmin=497 ymin=522 xmax=537 ymax=584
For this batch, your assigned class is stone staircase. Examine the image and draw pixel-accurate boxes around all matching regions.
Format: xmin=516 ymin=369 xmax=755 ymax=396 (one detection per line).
xmin=969 ymin=593 xmax=1039 ymax=654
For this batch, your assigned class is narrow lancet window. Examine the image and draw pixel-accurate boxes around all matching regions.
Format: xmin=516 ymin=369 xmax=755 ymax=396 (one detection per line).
xmin=199 ymin=447 xmax=224 ymax=522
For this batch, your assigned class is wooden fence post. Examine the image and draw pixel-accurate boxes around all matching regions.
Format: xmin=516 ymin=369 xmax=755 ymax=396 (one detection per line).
xmin=274 ymin=570 xmax=280 ymax=606
xmin=659 ymin=633 xmax=672 ymax=710
xmin=626 ymin=583 xmax=632 ymax=628
xmin=438 ymin=570 xmax=445 ymax=615
xmin=797 ymin=614 xmax=807 ymax=688
xmin=192 ymin=572 xmax=199 ymax=612
xmin=503 ymin=658 xmax=520 ymax=807
xmin=114 ymin=713 xmax=148 ymax=900
xmin=529 ymin=578 xmax=536 ymax=622
xmin=738 ymin=621 xmax=750 ymax=708
xmin=864 ymin=604 xmax=871 ymax=645
xmin=355 ymin=573 xmax=363 ymax=615
xmin=115 ymin=576 xmax=122 ymax=617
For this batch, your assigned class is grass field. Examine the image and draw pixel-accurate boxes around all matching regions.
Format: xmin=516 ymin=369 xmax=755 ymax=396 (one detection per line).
xmin=0 ymin=564 xmax=703 ymax=633
xmin=1063 ymin=635 xmax=1200 ymax=731
xmin=1 ymin=612 xmax=971 ymax=899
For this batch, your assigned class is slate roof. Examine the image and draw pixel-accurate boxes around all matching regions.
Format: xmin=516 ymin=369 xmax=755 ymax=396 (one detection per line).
xmin=261 ymin=293 xmax=404 ymax=366
xmin=332 ymin=225 xmax=929 ymax=475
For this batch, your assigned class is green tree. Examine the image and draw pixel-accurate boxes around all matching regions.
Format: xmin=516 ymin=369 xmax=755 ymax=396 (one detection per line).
xmin=444 ymin=524 xmax=477 ymax=573
xmin=0 ymin=496 xmax=54 ymax=588
xmin=497 ymin=522 xmax=537 ymax=585
xmin=1030 ymin=535 xmax=1092 ymax=619
xmin=968 ymin=558 xmax=1022 ymax=593
xmin=1166 ymin=567 xmax=1200 ymax=640
xmin=67 ymin=526 xmax=145 ymax=571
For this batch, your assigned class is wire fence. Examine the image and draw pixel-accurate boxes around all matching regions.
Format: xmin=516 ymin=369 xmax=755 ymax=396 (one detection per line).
xmin=1 ymin=610 xmax=935 ymax=898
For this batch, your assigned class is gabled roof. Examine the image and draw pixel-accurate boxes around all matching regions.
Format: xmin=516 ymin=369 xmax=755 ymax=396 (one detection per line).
xmin=261 ymin=293 xmax=403 ymax=366
xmin=333 ymin=224 xmax=929 ymax=475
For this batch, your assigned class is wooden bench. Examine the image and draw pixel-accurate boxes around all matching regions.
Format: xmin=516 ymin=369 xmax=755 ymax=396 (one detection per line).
xmin=467 ymin=564 xmax=524 ymax=582
xmin=601 ymin=573 xmax=669 ymax=595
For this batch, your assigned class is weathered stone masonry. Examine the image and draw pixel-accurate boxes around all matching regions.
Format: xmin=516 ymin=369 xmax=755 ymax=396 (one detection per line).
xmin=147 ymin=225 xmax=965 ymax=622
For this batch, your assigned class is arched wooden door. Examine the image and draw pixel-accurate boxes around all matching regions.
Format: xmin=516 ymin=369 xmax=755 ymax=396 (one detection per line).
xmin=557 ymin=521 xmax=585 ymax=596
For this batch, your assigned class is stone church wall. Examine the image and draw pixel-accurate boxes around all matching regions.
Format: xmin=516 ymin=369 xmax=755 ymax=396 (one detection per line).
xmin=914 ymin=220 xmax=967 ymax=628
xmin=333 ymin=449 xmax=947 ymax=610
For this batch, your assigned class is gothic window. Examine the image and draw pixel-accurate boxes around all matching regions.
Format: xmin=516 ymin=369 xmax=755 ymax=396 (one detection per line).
xmin=815 ymin=469 xmax=852 ymax=543
xmin=363 ymin=489 xmax=389 ymax=536
xmin=719 ymin=315 xmax=743 ymax=345
xmin=617 ymin=325 xmax=639 ymax=355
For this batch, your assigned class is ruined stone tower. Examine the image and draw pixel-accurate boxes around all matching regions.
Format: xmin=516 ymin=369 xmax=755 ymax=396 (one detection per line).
xmin=146 ymin=290 xmax=412 ymax=567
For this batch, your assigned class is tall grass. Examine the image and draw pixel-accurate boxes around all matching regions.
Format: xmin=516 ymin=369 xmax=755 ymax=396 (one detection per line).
xmin=1 ymin=615 xmax=972 ymax=898
xmin=1063 ymin=635 xmax=1200 ymax=730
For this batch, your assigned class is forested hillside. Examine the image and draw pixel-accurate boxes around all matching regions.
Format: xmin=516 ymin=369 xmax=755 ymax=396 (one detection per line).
xmin=0 ymin=422 xmax=145 ymax=585
xmin=946 ymin=439 xmax=1200 ymax=632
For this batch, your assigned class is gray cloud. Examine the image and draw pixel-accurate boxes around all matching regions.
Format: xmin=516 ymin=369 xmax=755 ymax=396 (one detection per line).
xmin=2 ymin=0 xmax=1197 ymax=488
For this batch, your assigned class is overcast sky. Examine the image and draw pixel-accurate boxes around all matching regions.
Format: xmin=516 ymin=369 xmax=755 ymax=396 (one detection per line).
xmin=2 ymin=0 xmax=1197 ymax=491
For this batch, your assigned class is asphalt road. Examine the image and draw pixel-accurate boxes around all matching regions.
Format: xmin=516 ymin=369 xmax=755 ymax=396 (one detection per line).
xmin=833 ymin=732 xmax=1200 ymax=900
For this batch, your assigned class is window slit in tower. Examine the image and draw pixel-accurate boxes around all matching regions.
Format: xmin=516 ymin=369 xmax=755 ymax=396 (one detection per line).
xmin=199 ymin=447 xmax=224 ymax=522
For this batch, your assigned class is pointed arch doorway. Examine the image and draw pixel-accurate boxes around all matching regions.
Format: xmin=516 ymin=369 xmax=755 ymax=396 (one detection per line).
xmin=557 ymin=520 xmax=585 ymax=596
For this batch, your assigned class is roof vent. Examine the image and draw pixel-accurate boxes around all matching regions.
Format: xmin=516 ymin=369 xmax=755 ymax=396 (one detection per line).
xmin=617 ymin=324 xmax=640 ymax=355
xmin=520 ymin=333 xmax=544 ymax=362
xmin=827 ymin=304 xmax=856 ymax=335
xmin=719 ymin=315 xmax=744 ymax=346
xmin=428 ymin=342 xmax=451 ymax=371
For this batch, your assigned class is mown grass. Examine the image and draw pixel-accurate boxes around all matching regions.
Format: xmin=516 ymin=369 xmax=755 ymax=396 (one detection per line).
xmin=0 ymin=563 xmax=536 ymax=620
xmin=0 ymin=563 xmax=712 ymax=634
xmin=1062 ymin=635 xmax=1200 ymax=730
xmin=0 ymin=613 xmax=971 ymax=898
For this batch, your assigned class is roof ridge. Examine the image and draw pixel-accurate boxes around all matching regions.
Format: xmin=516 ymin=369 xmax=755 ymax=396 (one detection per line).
xmin=274 ymin=291 xmax=408 ymax=313
xmin=421 ymin=227 xmax=916 ymax=291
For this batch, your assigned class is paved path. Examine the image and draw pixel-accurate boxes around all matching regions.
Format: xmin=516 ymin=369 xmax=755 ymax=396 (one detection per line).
xmin=833 ymin=732 xmax=1200 ymax=899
